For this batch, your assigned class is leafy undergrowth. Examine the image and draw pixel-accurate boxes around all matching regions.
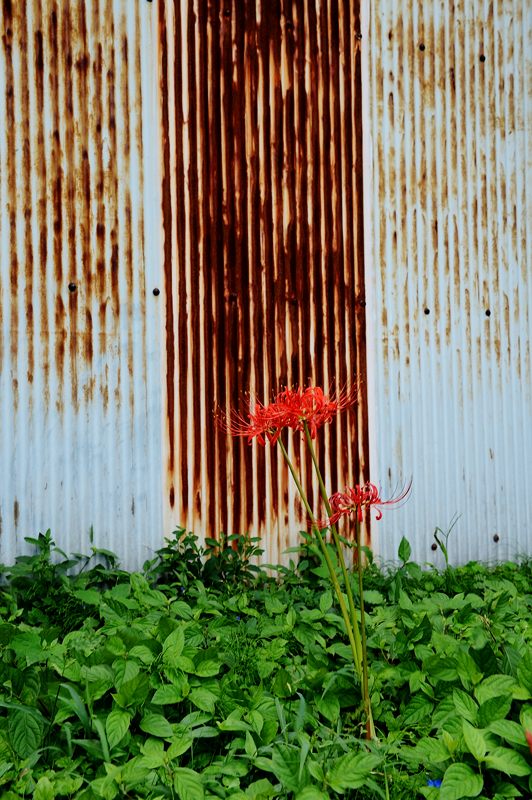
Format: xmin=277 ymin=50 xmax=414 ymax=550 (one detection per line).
xmin=0 ymin=530 xmax=531 ymax=799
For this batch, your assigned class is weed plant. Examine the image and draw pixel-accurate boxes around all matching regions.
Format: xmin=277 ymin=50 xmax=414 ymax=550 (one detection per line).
xmin=0 ymin=530 xmax=530 ymax=799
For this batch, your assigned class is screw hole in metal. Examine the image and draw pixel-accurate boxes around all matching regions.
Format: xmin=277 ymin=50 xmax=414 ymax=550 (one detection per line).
xmin=431 ymin=543 xmax=438 ymax=551
xmin=153 ymin=288 xmax=160 ymax=296
xmin=485 ymin=309 xmax=491 ymax=317
xmin=419 ymin=42 xmax=425 ymax=51
xmin=424 ymin=307 xmax=430 ymax=315
xmin=68 ymin=283 xmax=77 ymax=293
xmin=480 ymin=54 xmax=486 ymax=62
xmin=493 ymin=534 xmax=500 ymax=543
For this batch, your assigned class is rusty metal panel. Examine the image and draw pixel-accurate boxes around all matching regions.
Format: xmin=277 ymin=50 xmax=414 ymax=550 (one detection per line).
xmin=0 ymin=0 xmax=163 ymax=568
xmin=363 ymin=0 xmax=532 ymax=564
xmin=158 ymin=0 xmax=369 ymax=565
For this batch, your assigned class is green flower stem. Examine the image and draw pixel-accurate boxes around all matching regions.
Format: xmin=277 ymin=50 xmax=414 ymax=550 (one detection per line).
xmin=303 ymin=424 xmax=364 ymax=675
xmin=355 ymin=516 xmax=375 ymax=739
xmin=277 ymin=438 xmax=362 ymax=681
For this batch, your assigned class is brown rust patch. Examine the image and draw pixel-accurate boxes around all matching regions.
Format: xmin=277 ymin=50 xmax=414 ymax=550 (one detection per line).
xmin=159 ymin=1 xmax=176 ymax=487
xmin=3 ymin=0 xmax=18 ymax=407
xmin=163 ymin=0 xmax=369 ymax=547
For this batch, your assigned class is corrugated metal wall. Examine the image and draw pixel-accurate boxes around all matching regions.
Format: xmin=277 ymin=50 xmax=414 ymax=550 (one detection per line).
xmin=0 ymin=0 xmax=163 ymax=568
xmin=6 ymin=0 xmax=528 ymax=570
xmin=0 ymin=0 xmax=368 ymax=569
xmin=364 ymin=0 xmax=532 ymax=564
xmin=158 ymin=0 xmax=369 ymax=565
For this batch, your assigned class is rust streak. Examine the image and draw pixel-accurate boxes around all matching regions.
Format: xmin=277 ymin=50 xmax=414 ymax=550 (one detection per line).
xmin=3 ymin=0 xmax=19 ymax=409
xmin=159 ymin=2 xmax=176 ymax=483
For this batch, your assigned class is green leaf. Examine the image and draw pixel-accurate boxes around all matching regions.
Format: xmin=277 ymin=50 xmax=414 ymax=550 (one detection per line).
xmin=478 ymin=695 xmax=512 ymax=728
xmin=363 ymin=590 xmax=384 ymax=605
xmin=488 ymin=719 xmax=528 ymax=747
xmin=265 ymin=595 xmax=287 ymax=615
xmin=10 ymin=632 xmax=46 ymax=666
xmin=162 ymin=627 xmax=185 ymax=665
xmin=453 ymin=688 xmax=479 ymax=724
xmin=113 ymin=659 xmax=140 ymax=688
xmin=113 ymin=673 xmax=150 ymax=709
xmin=484 ymin=747 xmax=532 ymax=777
xmin=475 ymin=675 xmax=516 ymax=706
xmin=327 ymin=752 xmax=382 ymax=792
xmin=240 ymin=779 xmax=275 ymax=798
xmin=462 ymin=721 xmax=488 ymax=761
xmin=402 ymin=695 xmax=434 ymax=725
xmin=139 ymin=738 xmax=166 ymax=768
xmin=194 ymin=659 xmax=221 ymax=677
xmin=424 ymin=655 xmax=458 ymax=683
xmin=173 ymin=767 xmax=204 ymax=800
xmin=270 ymin=744 xmax=303 ymax=793
xmin=140 ymin=713 xmax=174 ymax=738
xmin=319 ymin=591 xmax=333 ymax=613
xmin=517 ymin=649 xmax=532 ymax=694
xmin=105 ymin=709 xmax=131 ymax=748
xmin=151 ymin=684 xmax=184 ymax=704
xmin=315 ymin=694 xmax=340 ymax=723
xmin=398 ymin=536 xmax=412 ymax=563
xmin=129 ymin=645 xmax=155 ymax=665
xmin=440 ymin=763 xmax=483 ymax=800
xmin=245 ymin=730 xmax=257 ymax=757
xmin=7 ymin=707 xmax=45 ymax=758
xmin=33 ymin=776 xmax=55 ymax=800
xmin=168 ymin=728 xmax=193 ymax=758
xmin=189 ymin=688 xmax=217 ymax=713
xmin=295 ymin=788 xmax=329 ymax=800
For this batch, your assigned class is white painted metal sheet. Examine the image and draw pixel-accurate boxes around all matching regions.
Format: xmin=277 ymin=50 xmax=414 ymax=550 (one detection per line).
xmin=362 ymin=0 xmax=532 ymax=564
xmin=0 ymin=0 xmax=163 ymax=569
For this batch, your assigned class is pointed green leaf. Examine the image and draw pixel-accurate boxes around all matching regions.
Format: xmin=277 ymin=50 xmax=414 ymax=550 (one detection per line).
xmin=162 ymin=627 xmax=185 ymax=666
xmin=475 ymin=675 xmax=516 ymax=706
xmin=194 ymin=659 xmax=221 ymax=677
xmin=453 ymin=688 xmax=478 ymax=724
xmin=478 ymin=695 xmax=512 ymax=728
xmin=189 ymin=688 xmax=217 ymax=713
xmin=105 ymin=709 xmax=131 ymax=748
xmin=488 ymin=719 xmax=528 ymax=747
xmin=8 ymin=708 xmax=45 ymax=758
xmin=462 ymin=721 xmax=487 ymax=761
xmin=484 ymin=747 xmax=532 ymax=777
xmin=295 ymin=788 xmax=329 ymax=800
xmin=319 ymin=591 xmax=333 ymax=613
xmin=151 ymin=684 xmax=184 ymax=705
xmin=140 ymin=713 xmax=174 ymax=738
xmin=173 ymin=767 xmax=204 ymax=800
xmin=327 ymin=752 xmax=382 ymax=792
xmin=440 ymin=763 xmax=483 ymax=800
xmin=398 ymin=536 xmax=412 ymax=563
xmin=315 ymin=694 xmax=340 ymax=723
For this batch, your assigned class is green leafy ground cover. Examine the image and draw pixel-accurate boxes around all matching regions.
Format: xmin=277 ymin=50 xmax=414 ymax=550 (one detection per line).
xmin=0 ymin=530 xmax=531 ymax=799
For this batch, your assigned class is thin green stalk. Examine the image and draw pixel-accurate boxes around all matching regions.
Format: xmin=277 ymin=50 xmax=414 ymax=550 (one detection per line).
xmin=355 ymin=516 xmax=375 ymax=739
xmin=303 ymin=424 xmax=363 ymax=672
xmin=277 ymin=438 xmax=362 ymax=680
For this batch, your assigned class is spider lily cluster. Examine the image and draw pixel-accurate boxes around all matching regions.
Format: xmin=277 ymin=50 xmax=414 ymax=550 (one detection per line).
xmin=220 ymin=383 xmax=410 ymax=740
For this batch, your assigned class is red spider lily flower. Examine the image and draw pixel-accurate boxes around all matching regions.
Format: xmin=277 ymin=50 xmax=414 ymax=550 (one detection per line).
xmin=328 ymin=481 xmax=411 ymax=524
xmin=218 ymin=400 xmax=287 ymax=446
xmin=273 ymin=384 xmax=358 ymax=439
xmin=526 ymin=730 xmax=532 ymax=755
xmin=218 ymin=383 xmax=358 ymax=445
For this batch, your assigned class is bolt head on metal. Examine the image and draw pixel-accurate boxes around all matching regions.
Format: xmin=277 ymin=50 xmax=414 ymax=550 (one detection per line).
xmin=68 ymin=282 xmax=77 ymax=292
xmin=153 ymin=288 xmax=160 ymax=296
